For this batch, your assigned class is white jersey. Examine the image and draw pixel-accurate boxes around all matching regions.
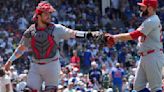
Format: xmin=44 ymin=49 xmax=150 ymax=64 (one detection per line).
xmin=137 ymin=14 xmax=163 ymax=52
xmin=0 ymin=75 xmax=13 ymax=92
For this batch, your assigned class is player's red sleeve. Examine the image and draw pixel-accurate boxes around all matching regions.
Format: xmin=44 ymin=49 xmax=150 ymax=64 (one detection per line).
xmin=129 ymin=30 xmax=145 ymax=40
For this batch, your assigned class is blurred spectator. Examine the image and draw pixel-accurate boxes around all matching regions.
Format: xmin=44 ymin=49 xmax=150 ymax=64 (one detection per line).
xmin=70 ymin=50 xmax=80 ymax=71
xmin=102 ymin=73 xmax=111 ymax=91
xmin=17 ymin=15 xmax=29 ymax=33
xmin=122 ymin=78 xmax=129 ymax=92
xmin=111 ymin=63 xmax=124 ymax=92
xmin=82 ymin=47 xmax=92 ymax=74
xmin=128 ymin=74 xmax=135 ymax=91
xmin=67 ymin=38 xmax=77 ymax=55
xmin=89 ymin=61 xmax=102 ymax=91
xmin=63 ymin=81 xmax=76 ymax=92
xmin=0 ymin=56 xmax=3 ymax=66
xmin=9 ymin=66 xmax=18 ymax=82
xmin=162 ymin=76 xmax=164 ymax=90
xmin=16 ymin=74 xmax=27 ymax=92
xmin=0 ymin=68 xmax=13 ymax=92
xmin=110 ymin=0 xmax=121 ymax=19
xmin=12 ymin=82 xmax=17 ymax=92
xmin=58 ymin=85 xmax=64 ymax=92
xmin=101 ymin=63 xmax=110 ymax=75
xmin=109 ymin=51 xmax=118 ymax=67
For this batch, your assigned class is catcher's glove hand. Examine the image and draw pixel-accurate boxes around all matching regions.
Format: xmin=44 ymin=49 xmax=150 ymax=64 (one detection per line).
xmin=86 ymin=31 xmax=115 ymax=48
xmin=86 ymin=31 xmax=101 ymax=40
xmin=93 ymin=32 xmax=106 ymax=45
xmin=92 ymin=32 xmax=115 ymax=47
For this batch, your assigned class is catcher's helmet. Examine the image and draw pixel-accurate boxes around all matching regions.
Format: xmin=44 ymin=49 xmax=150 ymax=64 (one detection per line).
xmin=137 ymin=0 xmax=158 ymax=9
xmin=32 ymin=1 xmax=55 ymax=21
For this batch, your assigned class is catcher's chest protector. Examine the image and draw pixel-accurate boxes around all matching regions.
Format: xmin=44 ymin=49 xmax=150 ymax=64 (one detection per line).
xmin=29 ymin=24 xmax=58 ymax=59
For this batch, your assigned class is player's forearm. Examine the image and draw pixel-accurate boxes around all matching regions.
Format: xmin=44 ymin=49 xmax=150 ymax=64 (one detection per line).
xmin=63 ymin=29 xmax=88 ymax=39
xmin=69 ymin=30 xmax=98 ymax=39
xmin=8 ymin=45 xmax=27 ymax=62
xmin=114 ymin=33 xmax=133 ymax=42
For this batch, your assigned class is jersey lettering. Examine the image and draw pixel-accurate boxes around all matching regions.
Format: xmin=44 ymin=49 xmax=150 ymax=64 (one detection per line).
xmin=114 ymin=71 xmax=122 ymax=78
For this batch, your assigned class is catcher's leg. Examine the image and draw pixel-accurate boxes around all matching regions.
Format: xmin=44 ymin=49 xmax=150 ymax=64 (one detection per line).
xmin=23 ymin=86 xmax=38 ymax=92
xmin=39 ymin=61 xmax=61 ymax=92
xmin=27 ymin=63 xmax=43 ymax=91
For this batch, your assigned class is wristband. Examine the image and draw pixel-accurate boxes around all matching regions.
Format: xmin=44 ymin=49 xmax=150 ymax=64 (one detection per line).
xmin=75 ymin=31 xmax=86 ymax=38
xmin=8 ymin=54 xmax=17 ymax=62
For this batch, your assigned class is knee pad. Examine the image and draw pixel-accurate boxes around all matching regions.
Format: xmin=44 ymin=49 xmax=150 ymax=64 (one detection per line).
xmin=138 ymin=88 xmax=150 ymax=92
xmin=44 ymin=86 xmax=57 ymax=92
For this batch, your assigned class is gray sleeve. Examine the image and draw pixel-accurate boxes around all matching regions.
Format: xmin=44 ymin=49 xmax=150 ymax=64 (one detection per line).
xmin=19 ymin=29 xmax=31 ymax=48
xmin=137 ymin=20 xmax=155 ymax=36
xmin=53 ymin=24 xmax=74 ymax=40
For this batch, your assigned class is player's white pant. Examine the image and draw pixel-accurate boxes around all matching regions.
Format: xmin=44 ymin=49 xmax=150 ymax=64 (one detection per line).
xmin=26 ymin=60 xmax=61 ymax=91
xmin=134 ymin=51 xmax=164 ymax=92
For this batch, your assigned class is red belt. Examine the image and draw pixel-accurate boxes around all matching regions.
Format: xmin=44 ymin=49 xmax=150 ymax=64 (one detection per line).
xmin=36 ymin=57 xmax=59 ymax=65
xmin=138 ymin=49 xmax=163 ymax=56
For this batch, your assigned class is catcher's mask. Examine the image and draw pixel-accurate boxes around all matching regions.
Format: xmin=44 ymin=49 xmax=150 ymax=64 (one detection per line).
xmin=32 ymin=1 xmax=56 ymax=21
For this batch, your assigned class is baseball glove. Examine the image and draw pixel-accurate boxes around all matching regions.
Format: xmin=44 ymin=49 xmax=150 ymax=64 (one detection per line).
xmin=94 ymin=32 xmax=115 ymax=47
xmin=93 ymin=32 xmax=106 ymax=45
xmin=86 ymin=31 xmax=115 ymax=48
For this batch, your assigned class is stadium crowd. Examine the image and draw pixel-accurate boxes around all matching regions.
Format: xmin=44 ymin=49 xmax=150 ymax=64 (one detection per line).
xmin=0 ymin=0 xmax=164 ymax=92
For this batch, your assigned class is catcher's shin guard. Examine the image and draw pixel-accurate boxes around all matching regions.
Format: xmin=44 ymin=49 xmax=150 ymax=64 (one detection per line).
xmin=23 ymin=87 xmax=38 ymax=92
xmin=44 ymin=86 xmax=57 ymax=92
xmin=138 ymin=88 xmax=150 ymax=92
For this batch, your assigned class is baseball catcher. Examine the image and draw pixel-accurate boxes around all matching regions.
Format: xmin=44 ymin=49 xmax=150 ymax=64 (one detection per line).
xmin=4 ymin=1 xmax=103 ymax=92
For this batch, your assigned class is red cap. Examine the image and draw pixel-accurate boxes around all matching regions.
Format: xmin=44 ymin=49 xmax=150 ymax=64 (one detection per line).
xmin=32 ymin=1 xmax=56 ymax=21
xmin=137 ymin=0 xmax=158 ymax=9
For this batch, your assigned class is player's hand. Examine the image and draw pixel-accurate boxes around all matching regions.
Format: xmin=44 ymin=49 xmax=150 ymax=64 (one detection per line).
xmin=105 ymin=33 xmax=115 ymax=48
xmin=4 ymin=61 xmax=12 ymax=71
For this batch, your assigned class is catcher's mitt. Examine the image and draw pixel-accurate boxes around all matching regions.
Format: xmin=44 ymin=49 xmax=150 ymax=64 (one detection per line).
xmin=93 ymin=32 xmax=106 ymax=45
xmin=91 ymin=32 xmax=115 ymax=47
xmin=86 ymin=31 xmax=115 ymax=48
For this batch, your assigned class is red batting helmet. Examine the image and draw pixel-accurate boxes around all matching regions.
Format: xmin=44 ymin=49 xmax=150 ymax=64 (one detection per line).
xmin=137 ymin=0 xmax=158 ymax=9
xmin=32 ymin=1 xmax=56 ymax=21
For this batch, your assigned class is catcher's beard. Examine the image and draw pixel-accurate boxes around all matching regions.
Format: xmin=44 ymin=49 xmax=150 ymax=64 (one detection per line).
xmin=41 ymin=19 xmax=51 ymax=25
xmin=140 ymin=8 xmax=149 ymax=17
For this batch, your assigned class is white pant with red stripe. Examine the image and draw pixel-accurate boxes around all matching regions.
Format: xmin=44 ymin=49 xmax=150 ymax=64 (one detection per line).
xmin=134 ymin=51 xmax=164 ymax=92
xmin=26 ymin=60 xmax=61 ymax=91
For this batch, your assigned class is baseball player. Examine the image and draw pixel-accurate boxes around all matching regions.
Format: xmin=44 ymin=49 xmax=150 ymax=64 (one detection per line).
xmin=106 ymin=0 xmax=164 ymax=92
xmin=4 ymin=1 xmax=99 ymax=92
